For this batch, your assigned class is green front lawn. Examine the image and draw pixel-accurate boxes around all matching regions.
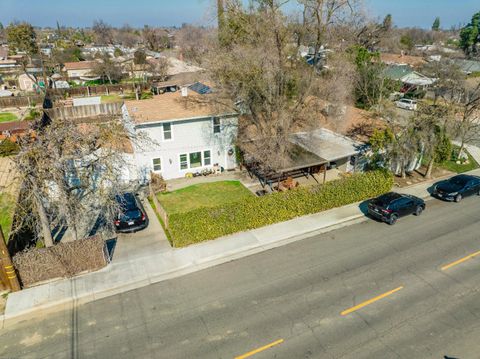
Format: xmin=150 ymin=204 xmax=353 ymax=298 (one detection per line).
xmin=0 ymin=193 xmax=15 ymax=241
xmin=438 ymin=146 xmax=479 ymax=174
xmin=158 ymin=181 xmax=253 ymax=215
xmin=101 ymin=95 xmax=123 ymax=103
xmin=0 ymin=113 xmax=17 ymax=123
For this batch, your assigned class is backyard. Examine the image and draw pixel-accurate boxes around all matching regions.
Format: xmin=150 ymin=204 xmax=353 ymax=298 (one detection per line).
xmin=0 ymin=112 xmax=17 ymax=123
xmin=157 ymin=181 xmax=253 ymax=215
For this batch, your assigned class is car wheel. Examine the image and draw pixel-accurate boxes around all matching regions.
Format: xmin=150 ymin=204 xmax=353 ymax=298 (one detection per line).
xmin=414 ymin=206 xmax=423 ymax=216
xmin=388 ymin=214 xmax=398 ymax=225
xmin=454 ymin=194 xmax=462 ymax=203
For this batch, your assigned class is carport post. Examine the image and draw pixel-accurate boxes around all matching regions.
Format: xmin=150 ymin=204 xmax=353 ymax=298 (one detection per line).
xmin=0 ymin=225 xmax=20 ymax=292
xmin=323 ymin=163 xmax=328 ymax=184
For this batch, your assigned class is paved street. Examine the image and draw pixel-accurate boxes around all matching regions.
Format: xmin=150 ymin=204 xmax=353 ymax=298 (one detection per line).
xmin=1 ymin=195 xmax=480 ymax=359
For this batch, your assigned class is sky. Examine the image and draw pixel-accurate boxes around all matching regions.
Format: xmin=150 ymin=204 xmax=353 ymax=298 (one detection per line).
xmin=0 ymin=0 xmax=478 ymax=29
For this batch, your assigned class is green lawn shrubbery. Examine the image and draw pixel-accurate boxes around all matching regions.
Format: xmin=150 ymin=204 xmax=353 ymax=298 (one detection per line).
xmin=167 ymin=170 xmax=394 ymax=247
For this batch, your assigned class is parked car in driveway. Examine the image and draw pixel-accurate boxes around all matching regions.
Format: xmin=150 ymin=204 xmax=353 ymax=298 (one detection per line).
xmin=368 ymin=192 xmax=425 ymax=225
xmin=395 ymin=98 xmax=417 ymax=111
xmin=114 ymin=192 xmax=149 ymax=233
xmin=433 ymin=174 xmax=480 ymax=202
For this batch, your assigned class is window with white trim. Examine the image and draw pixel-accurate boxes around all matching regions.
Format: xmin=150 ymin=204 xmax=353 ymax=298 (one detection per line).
xmin=163 ymin=122 xmax=172 ymax=140
xmin=204 ymin=150 xmax=211 ymax=166
xmin=213 ymin=117 xmax=221 ymax=134
xmin=180 ymin=154 xmax=188 ymax=170
xmin=189 ymin=152 xmax=202 ymax=168
xmin=152 ymin=158 xmax=161 ymax=171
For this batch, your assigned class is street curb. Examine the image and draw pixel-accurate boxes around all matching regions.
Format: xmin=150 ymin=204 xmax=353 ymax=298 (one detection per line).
xmin=1 ymin=211 xmax=367 ymax=328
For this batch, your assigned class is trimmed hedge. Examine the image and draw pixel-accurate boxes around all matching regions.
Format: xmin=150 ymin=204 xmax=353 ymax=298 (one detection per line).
xmin=168 ymin=170 xmax=394 ymax=247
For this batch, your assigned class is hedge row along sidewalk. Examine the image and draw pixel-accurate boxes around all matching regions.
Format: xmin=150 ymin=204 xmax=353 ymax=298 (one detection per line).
xmin=168 ymin=170 xmax=394 ymax=247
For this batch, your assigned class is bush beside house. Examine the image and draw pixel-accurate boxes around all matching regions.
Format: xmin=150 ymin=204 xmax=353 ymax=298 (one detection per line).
xmin=167 ymin=170 xmax=394 ymax=247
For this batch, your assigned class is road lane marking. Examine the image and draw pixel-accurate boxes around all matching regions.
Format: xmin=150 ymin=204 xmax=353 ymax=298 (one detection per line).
xmin=341 ymin=286 xmax=404 ymax=316
xmin=235 ymin=339 xmax=284 ymax=359
xmin=441 ymin=250 xmax=480 ymax=271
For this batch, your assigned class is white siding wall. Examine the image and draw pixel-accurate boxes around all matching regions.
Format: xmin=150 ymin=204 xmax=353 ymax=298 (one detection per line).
xmin=123 ymin=106 xmax=238 ymax=181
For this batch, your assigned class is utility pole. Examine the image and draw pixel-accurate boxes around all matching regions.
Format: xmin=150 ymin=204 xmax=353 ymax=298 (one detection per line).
xmin=0 ymin=225 xmax=20 ymax=292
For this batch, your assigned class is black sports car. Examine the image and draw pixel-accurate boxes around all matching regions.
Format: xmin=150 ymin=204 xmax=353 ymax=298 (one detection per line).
xmin=433 ymin=174 xmax=480 ymax=202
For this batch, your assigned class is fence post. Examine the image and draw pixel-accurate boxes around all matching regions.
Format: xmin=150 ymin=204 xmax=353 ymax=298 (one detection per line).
xmin=0 ymin=225 xmax=21 ymax=291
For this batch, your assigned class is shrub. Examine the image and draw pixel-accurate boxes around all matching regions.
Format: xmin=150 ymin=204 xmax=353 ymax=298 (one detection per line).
xmin=13 ymin=236 xmax=107 ymax=288
xmin=0 ymin=139 xmax=19 ymax=156
xmin=167 ymin=170 xmax=394 ymax=247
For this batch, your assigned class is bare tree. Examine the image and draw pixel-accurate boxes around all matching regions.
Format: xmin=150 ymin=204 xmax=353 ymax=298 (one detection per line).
xmin=142 ymin=26 xmax=170 ymax=52
xmin=92 ymin=53 xmax=124 ymax=84
xmin=92 ymin=19 xmax=113 ymax=45
xmin=12 ymin=115 xmax=145 ymax=245
xmin=455 ymin=83 xmax=480 ymax=156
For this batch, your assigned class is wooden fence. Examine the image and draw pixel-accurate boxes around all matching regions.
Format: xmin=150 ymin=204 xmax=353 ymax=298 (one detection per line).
xmin=0 ymin=83 xmax=151 ymax=109
xmin=0 ymin=95 xmax=44 ymax=109
xmin=46 ymin=102 xmax=124 ymax=121
xmin=149 ymin=183 xmax=169 ymax=229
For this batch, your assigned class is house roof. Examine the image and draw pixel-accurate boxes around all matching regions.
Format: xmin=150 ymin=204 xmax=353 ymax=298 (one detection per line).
xmin=63 ymin=61 xmax=97 ymax=71
xmin=0 ymin=120 xmax=31 ymax=134
xmin=291 ymin=128 xmax=363 ymax=163
xmin=125 ymin=91 xmax=230 ymax=124
xmin=383 ymin=65 xmax=414 ymax=81
xmin=453 ymin=59 xmax=480 ymax=74
xmin=380 ymin=53 xmax=426 ymax=67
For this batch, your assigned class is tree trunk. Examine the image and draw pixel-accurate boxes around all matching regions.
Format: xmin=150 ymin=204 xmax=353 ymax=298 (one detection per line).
xmin=34 ymin=193 xmax=54 ymax=247
xmin=425 ymin=157 xmax=434 ymax=179
xmin=458 ymin=139 xmax=465 ymax=161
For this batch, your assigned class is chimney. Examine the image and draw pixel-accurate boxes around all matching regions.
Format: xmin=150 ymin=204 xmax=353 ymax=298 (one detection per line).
xmin=181 ymin=86 xmax=188 ymax=97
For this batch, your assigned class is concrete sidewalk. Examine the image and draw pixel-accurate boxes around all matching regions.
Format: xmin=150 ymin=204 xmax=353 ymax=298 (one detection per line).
xmin=3 ymin=168 xmax=480 ymax=328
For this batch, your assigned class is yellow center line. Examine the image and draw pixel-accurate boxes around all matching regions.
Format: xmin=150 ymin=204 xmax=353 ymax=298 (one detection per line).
xmin=341 ymin=286 xmax=404 ymax=316
xmin=235 ymin=339 xmax=284 ymax=359
xmin=441 ymin=250 xmax=480 ymax=271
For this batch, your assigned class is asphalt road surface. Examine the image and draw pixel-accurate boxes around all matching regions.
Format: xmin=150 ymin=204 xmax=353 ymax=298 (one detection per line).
xmin=1 ymin=195 xmax=480 ymax=359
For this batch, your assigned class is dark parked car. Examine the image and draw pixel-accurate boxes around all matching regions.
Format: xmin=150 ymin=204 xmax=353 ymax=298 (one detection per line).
xmin=433 ymin=174 xmax=480 ymax=202
xmin=368 ymin=192 xmax=425 ymax=225
xmin=114 ymin=193 xmax=149 ymax=233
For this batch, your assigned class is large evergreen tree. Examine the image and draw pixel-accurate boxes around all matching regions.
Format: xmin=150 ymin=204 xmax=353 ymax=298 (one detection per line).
xmin=459 ymin=12 xmax=480 ymax=56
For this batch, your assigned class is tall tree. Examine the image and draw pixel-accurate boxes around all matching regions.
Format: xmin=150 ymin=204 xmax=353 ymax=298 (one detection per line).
xmin=6 ymin=22 xmax=38 ymax=55
xmin=92 ymin=53 xmax=124 ymax=84
xmin=382 ymin=14 xmax=393 ymax=32
xmin=454 ymin=83 xmax=480 ymax=157
xmin=459 ymin=11 xmax=480 ymax=56
xmin=92 ymin=19 xmax=113 ymax=45
xmin=432 ymin=17 xmax=440 ymax=31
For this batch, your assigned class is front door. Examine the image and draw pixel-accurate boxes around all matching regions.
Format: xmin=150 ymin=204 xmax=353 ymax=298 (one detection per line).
xmin=225 ymin=147 xmax=237 ymax=170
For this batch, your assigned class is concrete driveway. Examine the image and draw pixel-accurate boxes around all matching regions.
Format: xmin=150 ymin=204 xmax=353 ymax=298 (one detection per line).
xmin=113 ymin=199 xmax=172 ymax=262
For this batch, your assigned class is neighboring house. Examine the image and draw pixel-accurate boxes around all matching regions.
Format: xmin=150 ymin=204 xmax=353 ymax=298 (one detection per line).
xmin=63 ymin=61 xmax=98 ymax=82
xmin=452 ymin=59 xmax=480 ymax=75
xmin=122 ymin=83 xmax=238 ymax=181
xmin=384 ymin=65 xmax=435 ymax=91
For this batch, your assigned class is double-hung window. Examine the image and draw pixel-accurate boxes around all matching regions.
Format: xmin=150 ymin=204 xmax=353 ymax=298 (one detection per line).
xmin=163 ymin=122 xmax=172 ymax=140
xmin=204 ymin=150 xmax=211 ymax=166
xmin=189 ymin=152 xmax=202 ymax=168
xmin=152 ymin=158 xmax=161 ymax=171
xmin=213 ymin=117 xmax=221 ymax=134
xmin=180 ymin=154 xmax=188 ymax=170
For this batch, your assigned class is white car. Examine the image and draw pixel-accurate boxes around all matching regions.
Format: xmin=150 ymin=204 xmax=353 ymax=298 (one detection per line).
xmin=395 ymin=98 xmax=417 ymax=111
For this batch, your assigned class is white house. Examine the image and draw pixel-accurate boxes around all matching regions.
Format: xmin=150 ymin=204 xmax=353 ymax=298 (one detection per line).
xmin=122 ymin=85 xmax=238 ymax=181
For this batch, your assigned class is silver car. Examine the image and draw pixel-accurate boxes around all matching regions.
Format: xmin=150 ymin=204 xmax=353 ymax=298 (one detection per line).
xmin=395 ymin=98 xmax=417 ymax=111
